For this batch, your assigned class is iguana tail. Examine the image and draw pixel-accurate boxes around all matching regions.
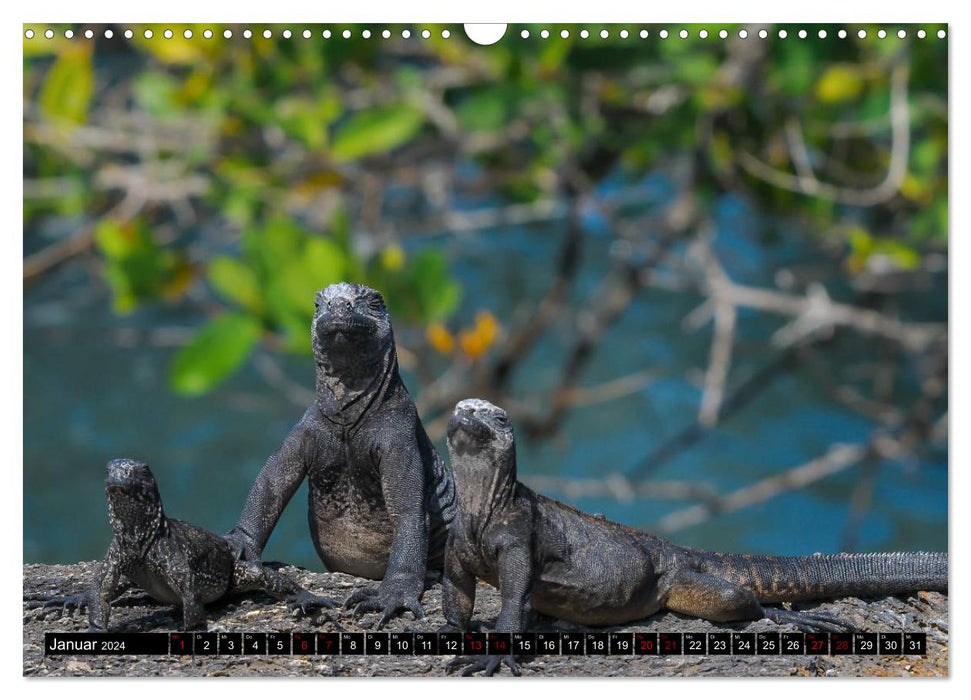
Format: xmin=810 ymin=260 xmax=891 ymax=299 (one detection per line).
xmin=691 ymin=550 xmax=948 ymax=604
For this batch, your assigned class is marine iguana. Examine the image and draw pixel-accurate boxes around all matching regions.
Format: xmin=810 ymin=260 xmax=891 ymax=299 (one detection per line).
xmin=33 ymin=459 xmax=337 ymax=631
xmin=224 ymin=282 xmax=455 ymax=626
xmin=442 ymin=399 xmax=948 ymax=676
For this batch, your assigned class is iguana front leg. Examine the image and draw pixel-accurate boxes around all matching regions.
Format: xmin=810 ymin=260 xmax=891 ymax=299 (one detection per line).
xmin=233 ymin=561 xmax=338 ymax=617
xmin=441 ymin=533 xmax=476 ymax=632
xmin=88 ymin=545 xmax=128 ymax=631
xmin=225 ymin=425 xmax=310 ymax=561
xmin=447 ymin=542 xmax=531 ymax=677
xmin=345 ymin=514 xmax=427 ymax=627
xmin=23 ymin=591 xmax=89 ymax=619
xmin=346 ymin=440 xmax=427 ymax=627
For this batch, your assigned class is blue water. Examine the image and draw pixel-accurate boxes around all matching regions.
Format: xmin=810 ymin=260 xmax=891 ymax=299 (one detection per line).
xmin=23 ymin=194 xmax=947 ymax=569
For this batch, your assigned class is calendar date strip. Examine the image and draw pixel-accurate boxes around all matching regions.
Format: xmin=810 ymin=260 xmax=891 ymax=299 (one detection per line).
xmin=45 ymin=631 xmax=927 ymax=656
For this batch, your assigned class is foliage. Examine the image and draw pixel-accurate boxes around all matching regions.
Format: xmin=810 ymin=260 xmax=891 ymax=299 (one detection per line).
xmin=23 ymin=24 xmax=948 ymax=397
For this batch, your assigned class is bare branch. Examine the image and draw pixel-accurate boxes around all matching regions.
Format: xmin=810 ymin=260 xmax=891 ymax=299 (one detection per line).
xmin=654 ymin=442 xmax=868 ymax=534
xmin=559 ymin=368 xmax=659 ymax=409
xmin=720 ymin=280 xmax=944 ymax=352
xmin=629 ymin=345 xmax=803 ymax=480
xmin=523 ymin=474 xmax=719 ymax=504
xmin=737 ymin=60 xmax=911 ymax=206
xmin=690 ymin=237 xmax=739 ymax=427
xmin=23 ymin=191 xmax=142 ymax=285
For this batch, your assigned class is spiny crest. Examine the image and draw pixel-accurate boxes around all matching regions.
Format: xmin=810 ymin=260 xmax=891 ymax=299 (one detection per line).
xmin=452 ymin=398 xmax=514 ymax=446
xmin=456 ymin=398 xmax=506 ymax=418
xmin=105 ymin=458 xmax=156 ymax=485
xmin=317 ymin=282 xmax=382 ymax=304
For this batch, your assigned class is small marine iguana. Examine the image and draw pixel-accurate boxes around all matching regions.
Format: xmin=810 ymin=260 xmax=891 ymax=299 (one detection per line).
xmin=442 ymin=399 xmax=948 ymax=676
xmin=224 ymin=282 xmax=455 ymax=626
xmin=32 ymin=459 xmax=337 ymax=631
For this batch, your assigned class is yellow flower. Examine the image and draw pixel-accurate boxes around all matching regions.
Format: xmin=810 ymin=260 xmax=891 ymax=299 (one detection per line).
xmin=426 ymin=322 xmax=455 ymax=355
xmin=380 ymin=243 xmax=406 ymax=272
xmin=459 ymin=311 xmax=500 ymax=360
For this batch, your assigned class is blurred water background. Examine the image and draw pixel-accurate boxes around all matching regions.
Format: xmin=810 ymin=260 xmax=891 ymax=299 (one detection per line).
xmin=23 ymin=24 xmax=948 ymax=569
xmin=24 ymin=190 xmax=947 ymax=569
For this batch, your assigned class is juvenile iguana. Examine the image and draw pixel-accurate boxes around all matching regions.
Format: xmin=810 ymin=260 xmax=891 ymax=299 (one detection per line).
xmin=224 ymin=282 xmax=456 ymax=626
xmin=442 ymin=399 xmax=948 ymax=676
xmin=33 ymin=459 xmax=337 ymax=631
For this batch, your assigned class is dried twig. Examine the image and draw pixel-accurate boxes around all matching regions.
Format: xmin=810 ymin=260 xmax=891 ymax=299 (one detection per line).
xmin=653 ymin=442 xmax=868 ymax=534
xmin=522 ymin=474 xmax=719 ymax=505
xmin=738 ymin=60 xmax=911 ymax=206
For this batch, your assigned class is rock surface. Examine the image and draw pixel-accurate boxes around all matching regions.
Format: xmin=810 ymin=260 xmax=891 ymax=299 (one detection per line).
xmin=24 ymin=562 xmax=948 ymax=678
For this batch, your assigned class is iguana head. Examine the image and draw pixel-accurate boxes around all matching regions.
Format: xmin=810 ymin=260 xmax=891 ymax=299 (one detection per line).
xmin=104 ymin=458 xmax=165 ymax=539
xmin=311 ymin=282 xmax=393 ymax=363
xmin=447 ymin=398 xmax=515 ymax=458
xmin=311 ymin=282 xmax=400 ymax=420
xmin=447 ymin=399 xmax=518 ymax=508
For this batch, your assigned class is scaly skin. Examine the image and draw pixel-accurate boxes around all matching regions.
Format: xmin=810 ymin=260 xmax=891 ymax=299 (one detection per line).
xmin=224 ymin=282 xmax=455 ymax=626
xmin=442 ymin=399 xmax=948 ymax=676
xmin=33 ymin=459 xmax=336 ymax=631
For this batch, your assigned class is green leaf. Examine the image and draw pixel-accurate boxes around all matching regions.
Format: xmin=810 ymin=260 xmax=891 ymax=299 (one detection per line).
xmin=23 ymin=30 xmax=73 ymax=57
xmin=243 ymin=217 xmax=303 ymax=277
xmin=774 ymin=41 xmax=816 ymax=96
xmin=94 ymin=219 xmax=139 ymax=259
xmin=410 ymin=250 xmax=461 ymax=321
xmin=815 ymin=65 xmax=864 ymax=103
xmin=275 ymin=95 xmax=341 ymax=150
xmin=94 ymin=218 xmax=185 ymax=312
xmin=331 ymin=104 xmax=425 ymax=161
xmin=879 ymin=241 xmax=920 ymax=270
xmin=912 ymin=138 xmax=944 ymax=176
xmin=208 ymin=256 xmax=263 ymax=312
xmin=538 ymin=34 xmax=573 ymax=73
xmin=279 ymin=236 xmax=348 ymax=310
xmin=128 ymin=24 xmax=215 ymax=65
xmin=170 ymin=313 xmax=262 ymax=397
xmin=676 ymin=54 xmax=719 ymax=87
xmin=456 ymin=88 xmax=508 ymax=132
xmin=40 ymin=45 xmax=93 ymax=125
xmin=133 ymin=71 xmax=181 ymax=117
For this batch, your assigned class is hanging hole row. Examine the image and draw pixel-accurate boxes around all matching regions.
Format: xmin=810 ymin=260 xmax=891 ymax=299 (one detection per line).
xmin=22 ymin=27 xmax=453 ymax=40
xmin=520 ymin=27 xmax=945 ymax=40
xmin=23 ymin=26 xmax=947 ymax=41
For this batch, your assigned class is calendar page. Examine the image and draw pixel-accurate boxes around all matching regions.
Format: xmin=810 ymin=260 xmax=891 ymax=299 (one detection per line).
xmin=22 ymin=21 xmax=948 ymax=678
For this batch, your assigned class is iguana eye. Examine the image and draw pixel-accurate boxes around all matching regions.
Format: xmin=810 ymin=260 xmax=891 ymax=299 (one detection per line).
xmin=494 ymin=414 xmax=509 ymax=428
xmin=368 ymin=295 xmax=385 ymax=313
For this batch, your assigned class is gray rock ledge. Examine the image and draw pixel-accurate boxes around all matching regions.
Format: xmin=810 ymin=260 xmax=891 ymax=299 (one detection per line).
xmin=24 ymin=562 xmax=948 ymax=677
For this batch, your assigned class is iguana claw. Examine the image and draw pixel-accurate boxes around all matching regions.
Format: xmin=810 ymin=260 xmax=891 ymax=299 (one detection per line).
xmin=765 ymin=606 xmax=857 ymax=633
xmin=24 ymin=593 xmax=87 ymax=619
xmin=287 ymin=589 xmax=338 ymax=616
xmin=446 ymin=654 xmax=521 ymax=677
xmin=344 ymin=584 xmax=425 ymax=629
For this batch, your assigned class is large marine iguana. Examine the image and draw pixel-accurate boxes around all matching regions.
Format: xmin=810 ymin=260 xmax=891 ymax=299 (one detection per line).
xmin=31 ymin=459 xmax=337 ymax=631
xmin=224 ymin=282 xmax=455 ymax=626
xmin=442 ymin=399 xmax=948 ymax=676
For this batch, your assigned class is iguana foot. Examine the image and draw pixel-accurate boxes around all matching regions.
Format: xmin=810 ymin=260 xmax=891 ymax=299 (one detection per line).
xmin=764 ymin=607 xmax=856 ymax=633
xmin=287 ymin=589 xmax=338 ymax=615
xmin=446 ymin=654 xmax=521 ymax=677
xmin=287 ymin=590 xmax=342 ymax=628
xmin=24 ymin=593 xmax=87 ymax=619
xmin=344 ymin=583 xmax=425 ymax=629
